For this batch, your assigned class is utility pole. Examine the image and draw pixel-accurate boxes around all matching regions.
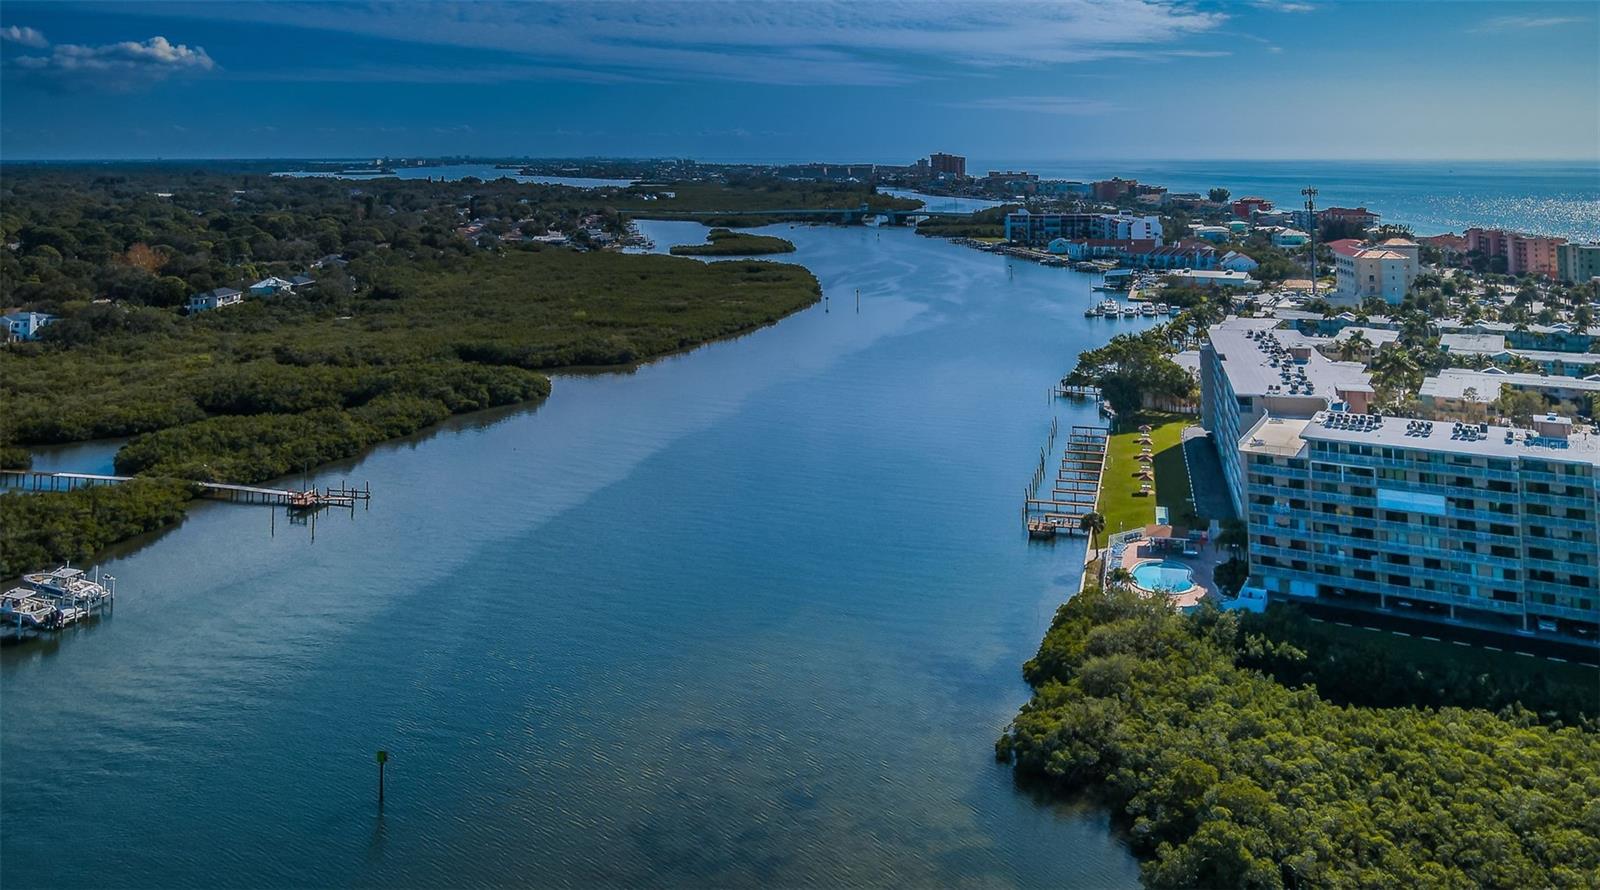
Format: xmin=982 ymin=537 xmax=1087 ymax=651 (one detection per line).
xmin=1302 ymin=187 xmax=1319 ymax=302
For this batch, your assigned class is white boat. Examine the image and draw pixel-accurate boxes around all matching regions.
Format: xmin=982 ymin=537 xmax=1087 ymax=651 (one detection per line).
xmin=1 ymin=589 xmax=60 ymax=629
xmin=1099 ymin=299 xmax=1119 ymax=315
xmin=1155 ymin=303 xmax=1169 ymax=315
xmin=21 ymin=565 xmax=116 ymax=614
xmin=1084 ymin=306 xmax=1100 ymax=317
xmin=1122 ymin=305 xmax=1138 ymax=317
xmin=1140 ymin=303 xmax=1157 ymax=316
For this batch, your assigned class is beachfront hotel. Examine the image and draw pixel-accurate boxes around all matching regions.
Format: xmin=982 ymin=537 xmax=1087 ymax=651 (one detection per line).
xmin=1200 ymin=318 xmax=1600 ymax=638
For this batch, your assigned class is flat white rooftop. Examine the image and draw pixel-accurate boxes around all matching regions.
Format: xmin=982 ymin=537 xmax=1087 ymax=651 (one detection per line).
xmin=1207 ymin=317 xmax=1372 ymax=401
xmin=1300 ymin=411 xmax=1600 ymax=466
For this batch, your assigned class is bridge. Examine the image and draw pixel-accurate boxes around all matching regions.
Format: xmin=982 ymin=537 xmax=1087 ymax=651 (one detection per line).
xmin=634 ymin=204 xmax=979 ymax=225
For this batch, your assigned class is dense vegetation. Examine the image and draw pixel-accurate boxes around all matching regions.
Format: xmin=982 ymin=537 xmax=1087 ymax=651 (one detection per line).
xmin=1238 ymin=605 xmax=1598 ymax=728
xmin=5 ymin=248 xmax=818 ymax=482
xmin=669 ymin=228 xmax=795 ymax=256
xmin=1000 ymin=586 xmax=1600 ymax=889
xmin=0 ymin=479 xmax=194 ymax=576
xmin=1 ymin=168 xmax=822 ymax=568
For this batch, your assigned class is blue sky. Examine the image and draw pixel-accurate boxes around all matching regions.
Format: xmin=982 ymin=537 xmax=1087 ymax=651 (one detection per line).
xmin=1 ymin=1 xmax=1596 ymax=162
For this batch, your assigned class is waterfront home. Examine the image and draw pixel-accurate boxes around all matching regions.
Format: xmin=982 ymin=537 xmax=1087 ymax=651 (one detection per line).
xmin=3 ymin=310 xmax=57 ymax=341
xmin=249 ymin=276 xmax=295 ymax=296
xmin=1126 ymin=240 xmax=1218 ymax=271
xmin=188 ymin=287 xmax=243 ymax=313
xmin=1271 ymin=228 xmax=1311 ymax=247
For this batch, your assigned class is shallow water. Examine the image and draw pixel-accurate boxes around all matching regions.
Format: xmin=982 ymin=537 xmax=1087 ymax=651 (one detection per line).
xmin=2 ymin=223 xmax=1157 ymax=888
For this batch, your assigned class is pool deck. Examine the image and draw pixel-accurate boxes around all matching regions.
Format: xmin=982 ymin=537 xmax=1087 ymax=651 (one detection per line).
xmin=1117 ymin=540 xmax=1228 ymax=609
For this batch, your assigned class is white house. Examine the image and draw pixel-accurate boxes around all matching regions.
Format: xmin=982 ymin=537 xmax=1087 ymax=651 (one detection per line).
xmin=249 ymin=276 xmax=295 ymax=296
xmin=3 ymin=311 xmax=57 ymax=341
xmin=1219 ymin=250 xmax=1260 ymax=273
xmin=1191 ymin=225 xmax=1232 ymax=243
xmin=1165 ymin=269 xmax=1259 ymax=290
xmin=1272 ymin=229 xmax=1311 ymax=247
xmin=188 ymin=287 xmax=244 ymax=313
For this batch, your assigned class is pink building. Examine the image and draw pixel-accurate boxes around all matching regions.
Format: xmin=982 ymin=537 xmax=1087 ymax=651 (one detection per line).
xmin=1462 ymin=227 xmax=1566 ymax=278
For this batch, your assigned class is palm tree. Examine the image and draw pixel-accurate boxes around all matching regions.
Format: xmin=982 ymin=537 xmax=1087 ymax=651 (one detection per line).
xmin=1080 ymin=511 xmax=1106 ymax=555
xmin=1107 ymin=568 xmax=1135 ymax=590
xmin=1337 ymin=329 xmax=1371 ymax=362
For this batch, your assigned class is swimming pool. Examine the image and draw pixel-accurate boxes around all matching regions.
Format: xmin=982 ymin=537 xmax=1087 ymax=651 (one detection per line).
xmin=1132 ymin=560 xmax=1195 ymax=593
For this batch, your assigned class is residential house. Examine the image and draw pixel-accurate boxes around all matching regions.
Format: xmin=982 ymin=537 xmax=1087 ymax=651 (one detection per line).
xmin=1219 ymin=250 xmax=1260 ymax=273
xmin=3 ymin=311 xmax=57 ymax=341
xmin=1271 ymin=229 xmax=1310 ymax=247
xmin=188 ymin=287 xmax=244 ymax=313
xmin=249 ymin=276 xmax=295 ymax=296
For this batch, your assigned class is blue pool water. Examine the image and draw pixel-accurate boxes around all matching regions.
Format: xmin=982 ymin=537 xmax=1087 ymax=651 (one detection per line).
xmin=1132 ymin=561 xmax=1195 ymax=593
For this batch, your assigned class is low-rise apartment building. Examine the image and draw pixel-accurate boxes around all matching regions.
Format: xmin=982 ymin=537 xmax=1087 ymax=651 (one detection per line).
xmin=1330 ymin=238 xmax=1419 ymax=305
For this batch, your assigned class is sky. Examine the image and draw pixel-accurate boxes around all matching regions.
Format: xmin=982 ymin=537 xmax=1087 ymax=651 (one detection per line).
xmin=1 ymin=1 xmax=1597 ymax=163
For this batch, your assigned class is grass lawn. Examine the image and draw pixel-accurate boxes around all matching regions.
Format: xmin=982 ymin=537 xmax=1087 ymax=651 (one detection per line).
xmin=1097 ymin=411 xmax=1193 ymax=537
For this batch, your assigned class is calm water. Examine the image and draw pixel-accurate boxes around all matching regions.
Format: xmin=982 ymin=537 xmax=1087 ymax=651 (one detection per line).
xmin=985 ymin=159 xmax=1600 ymax=241
xmin=1 ymin=224 xmax=1153 ymax=888
xmin=274 ymin=163 xmax=635 ymax=189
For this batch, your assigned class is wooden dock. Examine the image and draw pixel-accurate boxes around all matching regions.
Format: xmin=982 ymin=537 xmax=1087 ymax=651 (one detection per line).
xmin=1024 ymin=424 xmax=1109 ymax=538
xmin=1 ymin=470 xmax=371 ymax=511
xmin=1052 ymin=383 xmax=1101 ymax=400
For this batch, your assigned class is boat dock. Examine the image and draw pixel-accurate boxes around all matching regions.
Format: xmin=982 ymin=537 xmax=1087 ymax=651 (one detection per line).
xmin=1053 ymin=383 xmax=1100 ymax=401
xmin=1 ymin=471 xmax=370 ymax=511
xmin=1024 ymin=424 xmax=1109 ymax=538
xmin=3 ymin=566 xmax=116 ymax=638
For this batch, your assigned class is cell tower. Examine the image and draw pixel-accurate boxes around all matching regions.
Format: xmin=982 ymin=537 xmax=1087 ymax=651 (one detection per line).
xmin=1302 ymin=187 xmax=1319 ymax=302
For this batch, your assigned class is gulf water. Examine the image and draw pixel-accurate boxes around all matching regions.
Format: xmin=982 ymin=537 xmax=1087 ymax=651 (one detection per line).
xmin=981 ymin=159 xmax=1600 ymax=242
xmin=1 ymin=223 xmax=1161 ymax=887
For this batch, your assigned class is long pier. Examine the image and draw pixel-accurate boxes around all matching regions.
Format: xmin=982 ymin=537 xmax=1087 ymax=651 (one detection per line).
xmin=1 ymin=470 xmax=370 ymax=510
xmin=1024 ymin=424 xmax=1109 ymax=538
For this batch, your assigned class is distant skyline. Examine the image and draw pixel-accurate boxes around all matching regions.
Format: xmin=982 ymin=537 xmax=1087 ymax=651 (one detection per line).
xmin=2 ymin=1 xmax=1597 ymax=162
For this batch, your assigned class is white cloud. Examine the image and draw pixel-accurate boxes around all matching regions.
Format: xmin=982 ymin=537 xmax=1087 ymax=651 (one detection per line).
xmin=1 ymin=25 xmax=48 ymax=47
xmin=1472 ymin=15 xmax=1588 ymax=32
xmin=9 ymin=35 xmax=215 ymax=88
xmin=1250 ymin=1 xmax=1315 ymax=12
xmin=950 ymin=96 xmax=1117 ymax=115
xmin=137 ymin=1 xmax=1228 ymax=86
